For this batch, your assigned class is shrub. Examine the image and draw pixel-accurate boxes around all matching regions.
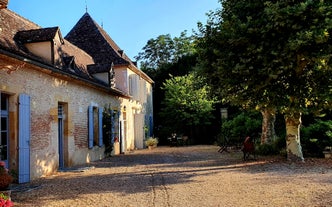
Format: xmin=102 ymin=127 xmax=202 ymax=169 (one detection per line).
xmin=219 ymin=111 xmax=262 ymax=146
xmin=301 ymin=120 xmax=332 ymax=157
xmin=255 ymin=135 xmax=286 ymax=156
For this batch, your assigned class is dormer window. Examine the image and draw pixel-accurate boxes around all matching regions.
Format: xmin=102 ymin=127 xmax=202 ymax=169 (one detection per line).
xmin=14 ymin=27 xmax=64 ymax=66
xmin=87 ymin=63 xmax=116 ymax=88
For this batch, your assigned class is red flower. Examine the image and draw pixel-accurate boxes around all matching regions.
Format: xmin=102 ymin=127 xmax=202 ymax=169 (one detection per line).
xmin=0 ymin=194 xmax=14 ymax=207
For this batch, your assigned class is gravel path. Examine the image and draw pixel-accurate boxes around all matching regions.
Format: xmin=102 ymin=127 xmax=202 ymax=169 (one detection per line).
xmin=11 ymin=145 xmax=332 ymax=207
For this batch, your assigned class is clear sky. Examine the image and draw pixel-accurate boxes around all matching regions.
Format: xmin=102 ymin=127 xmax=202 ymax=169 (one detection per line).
xmin=8 ymin=0 xmax=221 ymax=60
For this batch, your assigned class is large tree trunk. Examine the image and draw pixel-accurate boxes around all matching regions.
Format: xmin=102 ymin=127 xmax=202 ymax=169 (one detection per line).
xmin=284 ymin=112 xmax=304 ymax=162
xmin=260 ymin=108 xmax=277 ymax=144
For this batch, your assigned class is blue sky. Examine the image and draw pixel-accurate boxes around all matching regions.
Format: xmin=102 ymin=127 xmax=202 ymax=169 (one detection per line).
xmin=8 ymin=0 xmax=221 ymax=60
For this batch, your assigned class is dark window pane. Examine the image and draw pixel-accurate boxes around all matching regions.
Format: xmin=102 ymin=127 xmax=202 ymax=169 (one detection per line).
xmin=1 ymin=132 xmax=7 ymax=145
xmin=1 ymin=117 xmax=6 ymax=130
xmin=1 ymin=94 xmax=7 ymax=111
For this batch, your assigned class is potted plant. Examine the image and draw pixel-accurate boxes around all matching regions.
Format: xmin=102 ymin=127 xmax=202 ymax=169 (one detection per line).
xmin=0 ymin=162 xmax=13 ymax=191
xmin=323 ymin=146 xmax=332 ymax=158
xmin=145 ymin=137 xmax=158 ymax=149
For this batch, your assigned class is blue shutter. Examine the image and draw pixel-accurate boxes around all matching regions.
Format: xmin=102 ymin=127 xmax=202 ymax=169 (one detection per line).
xmin=98 ymin=107 xmax=103 ymax=147
xmin=88 ymin=105 xmax=93 ymax=149
xmin=149 ymin=115 xmax=153 ymax=137
xmin=110 ymin=110 xmax=114 ymax=143
xmin=18 ymin=94 xmax=30 ymax=183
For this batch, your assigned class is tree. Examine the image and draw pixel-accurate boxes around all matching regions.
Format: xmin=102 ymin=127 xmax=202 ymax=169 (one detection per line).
xmin=136 ymin=32 xmax=199 ymax=141
xmin=196 ymin=0 xmax=332 ymax=161
xmin=135 ymin=31 xmax=195 ymax=70
xmin=160 ymin=73 xmax=217 ymax=142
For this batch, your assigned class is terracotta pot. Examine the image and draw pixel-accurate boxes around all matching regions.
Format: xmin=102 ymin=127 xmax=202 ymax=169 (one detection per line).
xmin=148 ymin=145 xmax=155 ymax=150
xmin=0 ymin=174 xmax=13 ymax=190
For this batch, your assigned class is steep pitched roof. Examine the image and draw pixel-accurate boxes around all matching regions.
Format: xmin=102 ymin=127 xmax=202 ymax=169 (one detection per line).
xmin=65 ymin=13 xmax=135 ymax=66
xmin=65 ymin=12 xmax=154 ymax=84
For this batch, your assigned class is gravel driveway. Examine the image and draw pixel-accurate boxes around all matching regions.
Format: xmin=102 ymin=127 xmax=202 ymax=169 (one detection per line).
xmin=11 ymin=145 xmax=332 ymax=207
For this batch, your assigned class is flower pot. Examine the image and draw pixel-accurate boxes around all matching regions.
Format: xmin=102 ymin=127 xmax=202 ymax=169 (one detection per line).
xmin=148 ymin=145 xmax=156 ymax=150
xmin=0 ymin=174 xmax=13 ymax=191
xmin=323 ymin=151 xmax=332 ymax=159
xmin=113 ymin=142 xmax=120 ymax=155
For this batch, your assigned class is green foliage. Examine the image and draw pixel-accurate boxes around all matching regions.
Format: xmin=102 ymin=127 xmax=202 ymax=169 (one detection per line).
xmin=220 ymin=111 xmax=261 ymax=145
xmin=102 ymin=106 xmax=117 ymax=156
xmin=160 ymin=73 xmax=217 ymax=133
xmin=196 ymin=0 xmax=332 ymax=114
xmin=135 ymin=31 xmax=196 ymax=70
xmin=137 ymin=31 xmax=199 ymax=143
xmin=256 ymin=136 xmax=286 ymax=156
xmin=9 ymin=169 xmax=18 ymax=183
xmin=301 ymin=120 xmax=332 ymax=157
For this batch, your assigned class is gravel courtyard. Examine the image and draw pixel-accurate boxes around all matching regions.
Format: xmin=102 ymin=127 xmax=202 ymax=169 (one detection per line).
xmin=11 ymin=145 xmax=332 ymax=207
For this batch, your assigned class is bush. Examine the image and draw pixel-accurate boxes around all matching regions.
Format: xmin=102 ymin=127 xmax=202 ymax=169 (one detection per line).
xmin=301 ymin=120 xmax=332 ymax=157
xmin=256 ymin=136 xmax=285 ymax=156
xmin=219 ymin=111 xmax=262 ymax=146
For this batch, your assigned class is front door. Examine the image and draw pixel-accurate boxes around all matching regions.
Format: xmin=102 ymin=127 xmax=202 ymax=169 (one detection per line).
xmin=58 ymin=104 xmax=64 ymax=169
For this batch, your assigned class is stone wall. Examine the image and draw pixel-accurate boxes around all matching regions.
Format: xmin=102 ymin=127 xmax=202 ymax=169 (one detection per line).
xmin=0 ymin=59 xmax=120 ymax=179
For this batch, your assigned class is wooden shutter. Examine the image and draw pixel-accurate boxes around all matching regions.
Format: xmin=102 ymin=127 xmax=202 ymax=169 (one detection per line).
xmin=98 ymin=107 xmax=103 ymax=147
xmin=18 ymin=94 xmax=31 ymax=183
xmin=88 ymin=105 xmax=93 ymax=149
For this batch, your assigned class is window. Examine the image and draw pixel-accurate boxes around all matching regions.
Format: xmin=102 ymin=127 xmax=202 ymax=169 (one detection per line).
xmin=88 ymin=106 xmax=103 ymax=148
xmin=129 ymin=75 xmax=133 ymax=96
xmin=129 ymin=74 xmax=140 ymax=99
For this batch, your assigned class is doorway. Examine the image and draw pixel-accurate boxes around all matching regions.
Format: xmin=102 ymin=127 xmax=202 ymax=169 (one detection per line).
xmin=0 ymin=93 xmax=9 ymax=167
xmin=58 ymin=103 xmax=68 ymax=170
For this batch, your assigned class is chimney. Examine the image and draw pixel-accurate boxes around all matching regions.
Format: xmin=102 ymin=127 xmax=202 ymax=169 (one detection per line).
xmin=0 ymin=0 xmax=8 ymax=9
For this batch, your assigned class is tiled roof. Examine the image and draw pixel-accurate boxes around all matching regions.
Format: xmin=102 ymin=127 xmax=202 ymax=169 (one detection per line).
xmin=65 ymin=13 xmax=133 ymax=66
xmin=87 ymin=63 xmax=112 ymax=74
xmin=0 ymin=9 xmax=93 ymax=77
xmin=0 ymin=9 xmax=128 ymax=97
xmin=65 ymin=12 xmax=154 ymax=84
xmin=15 ymin=27 xmax=62 ymax=43
xmin=0 ymin=9 xmax=40 ymax=57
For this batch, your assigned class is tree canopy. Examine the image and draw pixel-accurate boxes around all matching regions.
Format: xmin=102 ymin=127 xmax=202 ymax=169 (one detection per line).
xmin=135 ymin=31 xmax=196 ymax=70
xmin=197 ymin=0 xmax=332 ymax=112
xmin=160 ymin=73 xmax=217 ymax=136
xmin=196 ymin=0 xmax=332 ymax=160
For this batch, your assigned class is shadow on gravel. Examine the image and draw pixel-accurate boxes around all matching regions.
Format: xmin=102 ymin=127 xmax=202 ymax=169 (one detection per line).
xmin=11 ymin=145 xmax=332 ymax=206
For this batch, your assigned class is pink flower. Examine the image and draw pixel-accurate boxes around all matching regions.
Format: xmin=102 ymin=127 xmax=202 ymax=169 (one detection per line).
xmin=0 ymin=162 xmax=5 ymax=168
xmin=4 ymin=200 xmax=14 ymax=207
xmin=0 ymin=198 xmax=13 ymax=207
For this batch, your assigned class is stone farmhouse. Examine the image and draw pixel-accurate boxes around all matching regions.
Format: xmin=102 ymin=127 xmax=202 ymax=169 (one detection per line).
xmin=0 ymin=2 xmax=153 ymax=183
